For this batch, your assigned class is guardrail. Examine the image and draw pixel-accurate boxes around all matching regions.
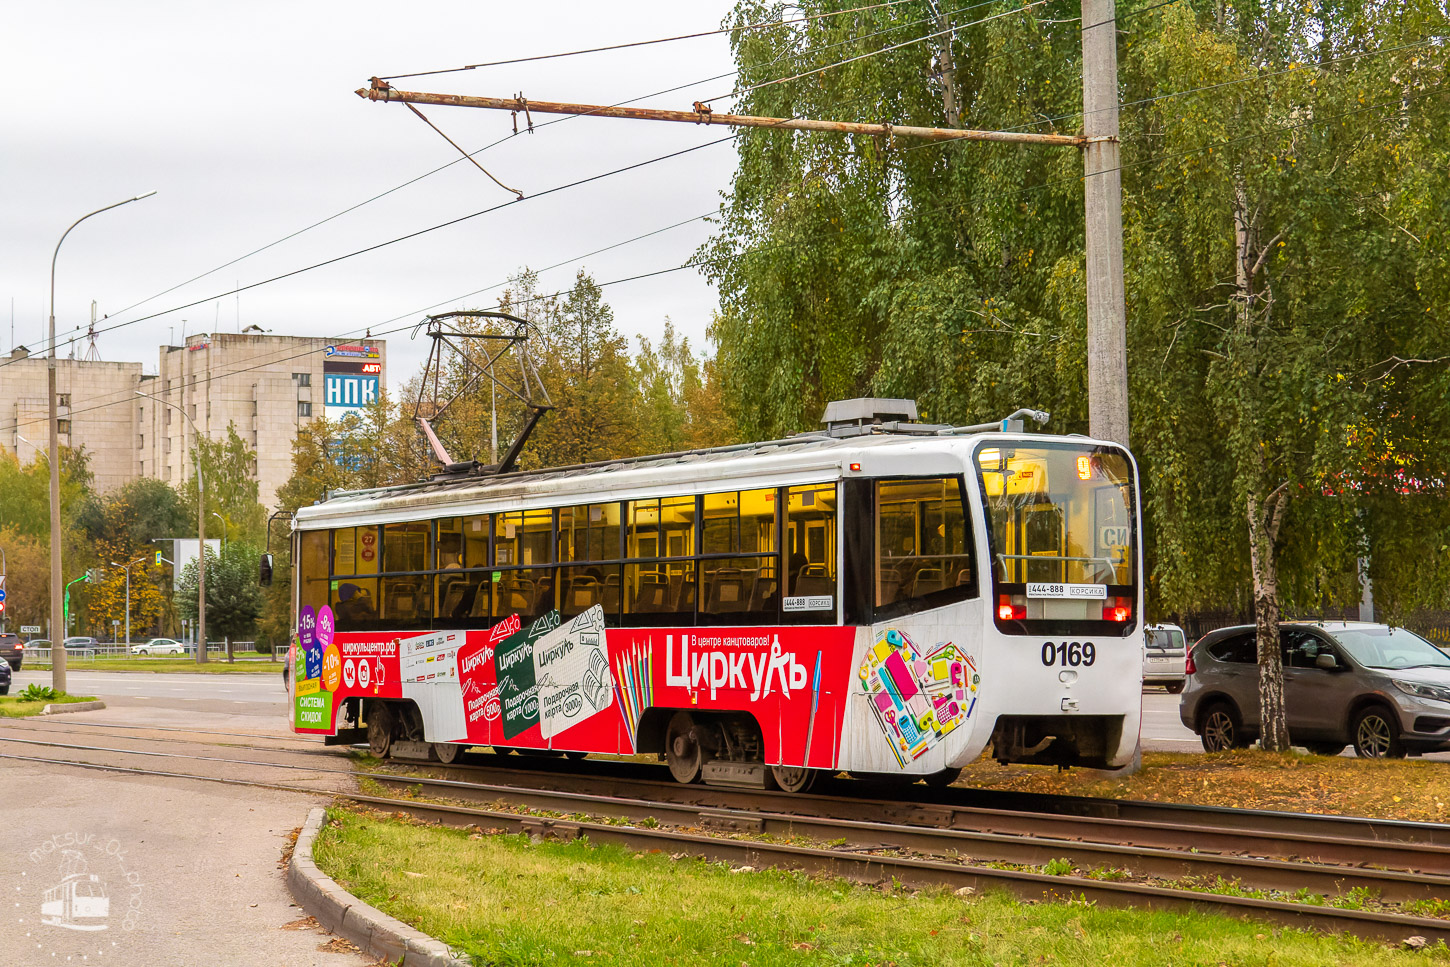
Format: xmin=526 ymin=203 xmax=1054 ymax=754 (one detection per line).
xmin=24 ymin=640 xmax=277 ymax=667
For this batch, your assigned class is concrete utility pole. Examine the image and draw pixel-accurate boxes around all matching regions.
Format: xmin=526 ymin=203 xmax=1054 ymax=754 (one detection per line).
xmin=358 ymin=76 xmax=1131 ymax=443
xmin=1079 ymin=0 xmax=1130 ymax=446
xmin=47 ymin=191 xmax=155 ymax=694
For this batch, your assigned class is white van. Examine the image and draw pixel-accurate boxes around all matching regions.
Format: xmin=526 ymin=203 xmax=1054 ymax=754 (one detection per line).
xmin=1143 ymin=624 xmax=1188 ymax=693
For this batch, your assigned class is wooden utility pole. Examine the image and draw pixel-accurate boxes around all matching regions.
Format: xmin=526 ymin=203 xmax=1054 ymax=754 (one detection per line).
xmin=1079 ymin=0 xmax=1130 ymax=446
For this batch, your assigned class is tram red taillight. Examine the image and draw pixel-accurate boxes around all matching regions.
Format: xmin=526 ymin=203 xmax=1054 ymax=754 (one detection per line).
xmin=1103 ymin=597 xmax=1132 ymax=622
xmin=997 ymin=595 xmax=1026 ymax=621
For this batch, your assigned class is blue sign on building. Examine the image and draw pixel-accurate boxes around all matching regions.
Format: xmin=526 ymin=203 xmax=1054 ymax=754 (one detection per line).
xmin=323 ymin=373 xmax=379 ymax=418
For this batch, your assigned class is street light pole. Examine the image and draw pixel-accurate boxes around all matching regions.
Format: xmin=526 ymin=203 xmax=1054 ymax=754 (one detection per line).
xmin=48 ymin=190 xmax=156 ymax=693
xmin=135 ymin=390 xmax=207 ymax=664
xmin=110 ymin=556 xmax=147 ymax=646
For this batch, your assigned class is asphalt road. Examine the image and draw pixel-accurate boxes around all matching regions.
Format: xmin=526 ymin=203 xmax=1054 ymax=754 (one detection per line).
xmin=14 ymin=667 xmax=287 ymax=715
xmin=1 ymin=669 xmax=368 ymax=966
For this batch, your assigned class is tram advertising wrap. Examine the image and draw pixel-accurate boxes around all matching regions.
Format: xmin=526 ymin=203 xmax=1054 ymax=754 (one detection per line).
xmin=291 ymin=605 xmax=984 ymax=774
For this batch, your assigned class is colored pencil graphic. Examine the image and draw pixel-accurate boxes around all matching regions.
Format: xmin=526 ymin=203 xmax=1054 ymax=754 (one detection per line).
xmin=802 ymin=650 xmax=822 ymax=767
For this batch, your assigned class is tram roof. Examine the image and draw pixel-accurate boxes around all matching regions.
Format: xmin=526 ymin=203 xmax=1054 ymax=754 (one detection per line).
xmin=293 ymin=429 xmax=1104 ymax=529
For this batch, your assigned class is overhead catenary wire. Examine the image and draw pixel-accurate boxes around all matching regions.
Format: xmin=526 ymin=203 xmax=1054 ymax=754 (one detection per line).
xmin=27 ymin=5 xmax=988 ymax=361
xmin=21 ymin=79 xmax=1444 ymax=440
xmin=375 ymin=0 xmax=929 ymax=80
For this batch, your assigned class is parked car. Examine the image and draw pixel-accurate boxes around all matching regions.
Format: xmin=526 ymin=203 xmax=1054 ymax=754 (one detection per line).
xmin=0 ymin=659 xmax=10 ymax=695
xmin=1143 ymin=624 xmax=1188 ymax=693
xmin=1180 ymin=621 xmax=1450 ymax=758
xmin=0 ymin=633 xmax=24 ymax=671
xmin=131 ymin=638 xmax=185 ymax=656
xmin=62 ymin=636 xmax=99 ymax=651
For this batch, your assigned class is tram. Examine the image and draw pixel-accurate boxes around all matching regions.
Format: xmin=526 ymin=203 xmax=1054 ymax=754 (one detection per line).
xmin=282 ymin=399 xmax=1143 ymax=791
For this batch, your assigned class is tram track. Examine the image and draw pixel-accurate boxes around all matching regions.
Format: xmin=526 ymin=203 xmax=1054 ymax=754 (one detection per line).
xmin=3 ymin=726 xmax=1448 ymax=945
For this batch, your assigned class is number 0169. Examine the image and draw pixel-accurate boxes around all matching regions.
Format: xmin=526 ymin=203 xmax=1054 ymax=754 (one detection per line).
xmin=1041 ymin=641 xmax=1096 ymax=667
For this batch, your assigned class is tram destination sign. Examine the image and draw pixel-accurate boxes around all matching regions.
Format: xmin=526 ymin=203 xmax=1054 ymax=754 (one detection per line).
xmin=1026 ymin=583 xmax=1107 ymax=599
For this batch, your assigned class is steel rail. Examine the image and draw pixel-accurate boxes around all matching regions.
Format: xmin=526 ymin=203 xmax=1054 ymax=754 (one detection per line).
xmin=4 ymin=731 xmax=1446 ymax=906
xmin=388 ymin=757 xmax=1450 ymax=872
xmin=4 ymin=749 xmax=1446 ymax=947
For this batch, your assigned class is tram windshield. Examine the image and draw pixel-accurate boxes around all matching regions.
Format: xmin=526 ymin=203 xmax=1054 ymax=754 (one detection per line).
xmin=975 ymin=442 xmax=1138 ymax=635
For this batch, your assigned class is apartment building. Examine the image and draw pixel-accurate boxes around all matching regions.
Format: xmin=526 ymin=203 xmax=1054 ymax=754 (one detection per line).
xmin=3 ymin=332 xmax=386 ymax=510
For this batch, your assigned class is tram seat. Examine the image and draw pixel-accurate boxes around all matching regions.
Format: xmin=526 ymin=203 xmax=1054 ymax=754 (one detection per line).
xmin=794 ymin=565 xmax=833 ymax=598
xmin=498 ymin=579 xmax=534 ymax=615
xmin=911 ymin=568 xmax=945 ymax=596
xmin=564 ymin=577 xmax=602 ymax=613
xmin=438 ymin=577 xmax=469 ymax=618
xmin=664 ymin=575 xmax=692 ymax=612
xmin=469 ymin=581 xmax=491 ymax=619
xmin=706 ymin=567 xmax=749 ymax=613
xmin=954 ymin=567 xmax=974 ymax=586
xmin=748 ymin=576 xmax=776 ymax=612
xmin=530 ymin=575 xmax=556 ymax=613
xmin=602 ymin=573 xmax=622 ymax=614
xmin=632 ymin=578 xmax=670 ymax=613
xmin=383 ymin=580 xmax=422 ymax=620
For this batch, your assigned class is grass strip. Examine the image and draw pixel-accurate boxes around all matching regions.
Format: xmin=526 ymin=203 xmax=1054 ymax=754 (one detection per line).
xmin=0 ymin=692 xmax=99 ymax=718
xmin=958 ymin=749 xmax=1450 ymax=824
xmin=314 ymin=806 xmax=1445 ymax=966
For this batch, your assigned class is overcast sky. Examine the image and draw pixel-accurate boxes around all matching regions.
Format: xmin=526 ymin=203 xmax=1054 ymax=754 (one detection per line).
xmin=4 ymin=1 xmax=741 ymax=398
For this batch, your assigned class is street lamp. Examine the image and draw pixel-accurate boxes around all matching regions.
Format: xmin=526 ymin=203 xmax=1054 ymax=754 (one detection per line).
xmin=212 ymin=511 xmax=231 ymax=553
xmin=135 ymin=389 xmax=208 ymax=664
xmin=109 ymin=556 xmax=148 ymax=646
xmin=48 ymin=190 xmax=157 ymax=693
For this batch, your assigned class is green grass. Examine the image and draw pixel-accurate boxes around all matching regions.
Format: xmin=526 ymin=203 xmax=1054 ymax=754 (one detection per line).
xmin=0 ymin=691 xmax=98 ymax=717
xmin=29 ymin=659 xmax=277 ymax=674
xmin=314 ymin=807 xmax=1449 ymax=967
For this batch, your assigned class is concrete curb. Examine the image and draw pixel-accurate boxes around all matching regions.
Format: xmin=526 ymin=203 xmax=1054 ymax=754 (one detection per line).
xmin=288 ymin=807 xmax=471 ymax=967
xmin=41 ymin=700 xmax=107 ymax=714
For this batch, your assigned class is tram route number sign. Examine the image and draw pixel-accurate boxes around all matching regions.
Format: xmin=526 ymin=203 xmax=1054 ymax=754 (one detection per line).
xmin=1026 ymin=583 xmax=1106 ymax=599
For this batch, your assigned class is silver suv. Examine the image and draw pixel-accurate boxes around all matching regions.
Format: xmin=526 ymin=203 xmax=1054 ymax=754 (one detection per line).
xmin=1180 ymin=621 xmax=1450 ymax=758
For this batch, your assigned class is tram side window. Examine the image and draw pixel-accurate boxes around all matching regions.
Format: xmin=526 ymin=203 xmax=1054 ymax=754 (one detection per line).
xmin=559 ymin=503 xmax=623 ymax=620
xmin=700 ymin=489 xmax=778 ymax=624
xmin=435 ymin=517 xmax=487 ymax=627
xmin=381 ymin=522 xmax=432 ymax=630
xmin=298 ymin=530 xmax=330 ymax=617
xmin=626 ymin=496 xmax=696 ymax=625
xmin=875 ymin=477 xmax=975 ymax=614
xmin=782 ymin=485 xmax=836 ymax=623
xmin=493 ymin=509 xmax=556 ymax=622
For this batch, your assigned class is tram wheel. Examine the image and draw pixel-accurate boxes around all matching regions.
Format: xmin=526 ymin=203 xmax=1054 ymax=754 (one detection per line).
xmin=433 ymin=742 xmax=462 ymax=765
xmin=769 ymin=765 xmax=816 ymax=794
xmin=924 ymin=767 xmax=962 ymax=789
xmin=666 ymin=711 xmax=705 ymax=784
xmin=367 ymin=703 xmax=394 ymax=759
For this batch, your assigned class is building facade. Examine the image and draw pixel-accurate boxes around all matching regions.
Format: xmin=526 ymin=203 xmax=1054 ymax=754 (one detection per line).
xmin=3 ymin=333 xmax=386 ymax=511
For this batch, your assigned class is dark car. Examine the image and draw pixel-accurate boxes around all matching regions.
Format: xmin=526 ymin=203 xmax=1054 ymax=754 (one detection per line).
xmin=0 ymin=633 xmax=23 ymax=671
xmin=0 ymin=659 xmax=9 ymax=694
xmin=1180 ymin=621 xmax=1450 ymax=758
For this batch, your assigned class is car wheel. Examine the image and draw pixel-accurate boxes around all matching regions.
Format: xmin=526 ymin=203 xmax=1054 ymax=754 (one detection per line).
xmin=1304 ymin=743 xmax=1346 ymax=756
xmin=1352 ymin=706 xmax=1405 ymax=759
xmin=1199 ymin=701 xmax=1244 ymax=752
xmin=1164 ymin=681 xmax=1185 ymax=695
xmin=0 ymin=686 xmax=8 ymax=695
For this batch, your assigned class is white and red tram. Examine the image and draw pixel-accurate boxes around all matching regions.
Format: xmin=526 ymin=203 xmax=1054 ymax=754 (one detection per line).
xmin=285 ymin=401 xmax=1143 ymax=791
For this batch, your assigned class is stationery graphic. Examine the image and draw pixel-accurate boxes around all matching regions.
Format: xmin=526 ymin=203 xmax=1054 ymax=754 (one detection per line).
xmin=494 ymin=611 xmax=560 ymax=739
xmin=613 ymin=640 xmax=655 ymax=750
xmin=535 ymin=606 xmax=614 ymax=739
xmin=858 ymin=628 xmax=979 ymax=767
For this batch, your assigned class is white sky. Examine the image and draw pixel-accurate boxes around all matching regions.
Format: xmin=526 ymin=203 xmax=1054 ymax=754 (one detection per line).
xmin=3 ymin=1 xmax=741 ymax=398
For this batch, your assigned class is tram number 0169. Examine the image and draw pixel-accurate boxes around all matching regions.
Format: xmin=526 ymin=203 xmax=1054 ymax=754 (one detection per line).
xmin=1041 ymin=641 xmax=1096 ymax=667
